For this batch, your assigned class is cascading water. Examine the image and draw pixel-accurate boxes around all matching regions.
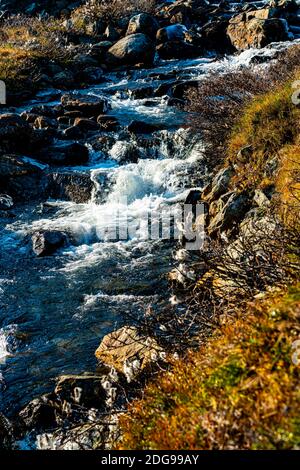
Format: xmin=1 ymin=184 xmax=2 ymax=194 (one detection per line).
xmin=0 ymin=38 xmax=299 ymax=416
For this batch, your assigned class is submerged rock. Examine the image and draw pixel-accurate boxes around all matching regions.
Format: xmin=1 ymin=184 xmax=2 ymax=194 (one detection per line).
xmin=107 ymin=34 xmax=156 ymax=66
xmin=32 ymin=231 xmax=68 ymax=257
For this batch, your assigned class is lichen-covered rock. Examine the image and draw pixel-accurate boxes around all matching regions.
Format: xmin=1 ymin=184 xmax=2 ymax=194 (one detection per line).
xmin=95 ymin=326 xmax=162 ymax=382
xmin=107 ymin=34 xmax=156 ymax=66
xmin=227 ymin=13 xmax=290 ymax=50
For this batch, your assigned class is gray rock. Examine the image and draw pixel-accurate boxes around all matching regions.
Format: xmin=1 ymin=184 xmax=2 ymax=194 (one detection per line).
xmin=107 ymin=33 xmax=156 ymax=66
xmin=126 ymin=13 xmax=159 ymax=39
xmin=208 ymin=191 xmax=251 ymax=236
xmin=206 ymin=167 xmax=233 ymax=201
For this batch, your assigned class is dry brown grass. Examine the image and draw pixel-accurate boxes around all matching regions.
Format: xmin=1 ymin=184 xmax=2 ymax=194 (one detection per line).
xmin=117 ymin=284 xmax=300 ymax=450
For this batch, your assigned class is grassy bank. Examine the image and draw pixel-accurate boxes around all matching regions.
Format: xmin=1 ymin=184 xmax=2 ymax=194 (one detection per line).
xmin=116 ymin=73 xmax=300 ymax=450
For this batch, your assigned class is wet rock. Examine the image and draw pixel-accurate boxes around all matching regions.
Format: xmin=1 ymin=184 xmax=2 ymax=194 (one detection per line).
xmin=63 ymin=125 xmax=83 ymax=139
xmin=39 ymin=142 xmax=89 ymax=166
xmin=34 ymin=116 xmax=58 ymax=130
xmin=227 ymin=13 xmax=290 ymax=50
xmin=184 ymin=189 xmax=202 ymax=205
xmin=129 ymin=86 xmax=153 ymax=99
xmin=54 ymin=372 xmax=115 ymax=408
xmin=18 ymin=395 xmax=58 ymax=431
xmin=156 ymin=40 xmax=201 ymax=60
xmin=61 ymin=94 xmax=108 ymax=118
xmin=95 ymin=326 xmax=163 ymax=383
xmin=0 ymin=114 xmax=33 ymax=153
xmin=48 ymin=172 xmax=93 ymax=203
xmin=109 ymin=141 xmax=139 ymax=164
xmin=127 ymin=120 xmax=162 ymax=134
xmin=36 ymin=415 xmax=119 ymax=450
xmin=107 ymin=33 xmax=156 ymax=66
xmin=32 ymin=230 xmax=68 ymax=256
xmin=126 ymin=13 xmax=159 ymax=39
xmin=74 ymin=117 xmax=99 ymax=132
xmin=97 ymin=115 xmax=119 ymax=131
xmin=0 ymin=194 xmax=13 ymax=210
xmin=0 ymin=154 xmax=47 ymax=201
xmin=204 ymin=167 xmax=233 ymax=201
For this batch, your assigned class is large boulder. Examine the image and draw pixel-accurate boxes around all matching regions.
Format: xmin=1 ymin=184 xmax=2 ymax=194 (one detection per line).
xmin=107 ymin=34 xmax=156 ymax=66
xmin=95 ymin=326 xmax=163 ymax=383
xmin=227 ymin=13 xmax=290 ymax=50
xmin=126 ymin=13 xmax=159 ymax=39
xmin=156 ymin=24 xmax=187 ymax=43
xmin=200 ymin=19 xmax=233 ymax=53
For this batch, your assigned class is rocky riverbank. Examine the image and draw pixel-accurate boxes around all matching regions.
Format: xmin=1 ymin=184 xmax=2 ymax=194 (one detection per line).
xmin=0 ymin=0 xmax=300 ymax=451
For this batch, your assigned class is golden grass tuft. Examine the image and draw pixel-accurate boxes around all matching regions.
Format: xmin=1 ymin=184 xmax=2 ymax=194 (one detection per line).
xmin=117 ymin=285 xmax=300 ymax=450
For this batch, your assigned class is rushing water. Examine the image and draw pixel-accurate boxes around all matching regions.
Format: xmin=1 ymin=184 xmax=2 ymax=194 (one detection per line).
xmin=0 ymin=39 xmax=299 ymax=416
